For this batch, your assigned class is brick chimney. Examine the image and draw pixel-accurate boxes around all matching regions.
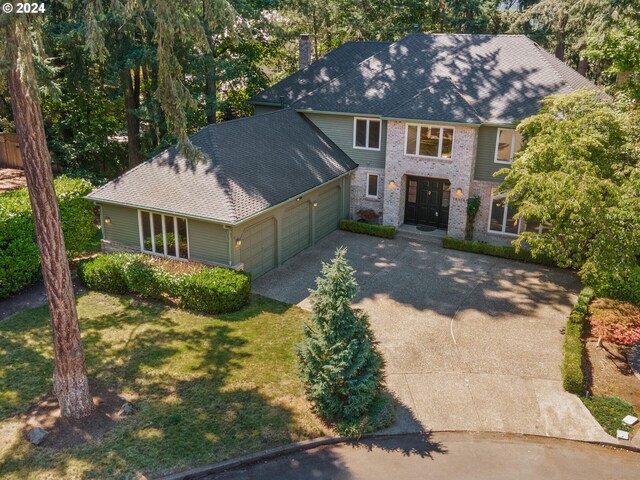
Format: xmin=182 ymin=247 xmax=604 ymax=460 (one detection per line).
xmin=299 ymin=34 xmax=311 ymax=70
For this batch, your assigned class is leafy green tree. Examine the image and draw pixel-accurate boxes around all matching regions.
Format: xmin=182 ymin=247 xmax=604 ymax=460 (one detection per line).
xmin=297 ymin=247 xmax=385 ymax=432
xmin=497 ymin=90 xmax=640 ymax=297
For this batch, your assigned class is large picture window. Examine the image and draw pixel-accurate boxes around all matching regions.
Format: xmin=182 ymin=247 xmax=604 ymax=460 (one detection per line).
xmin=488 ymin=192 xmax=549 ymax=235
xmin=139 ymin=210 xmax=189 ymax=259
xmin=353 ymin=118 xmax=381 ymax=150
xmin=405 ymin=124 xmax=454 ymax=159
xmin=494 ymin=129 xmax=522 ymax=164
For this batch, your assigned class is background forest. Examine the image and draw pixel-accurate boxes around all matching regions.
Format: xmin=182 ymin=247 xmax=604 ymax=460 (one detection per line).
xmin=0 ymin=0 xmax=637 ymax=182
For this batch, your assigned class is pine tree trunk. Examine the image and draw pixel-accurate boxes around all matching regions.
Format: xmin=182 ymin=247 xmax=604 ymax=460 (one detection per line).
xmin=6 ymin=17 xmax=93 ymax=419
xmin=123 ymin=68 xmax=142 ymax=170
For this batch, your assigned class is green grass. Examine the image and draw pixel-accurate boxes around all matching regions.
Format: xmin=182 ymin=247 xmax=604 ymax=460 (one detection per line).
xmin=581 ymin=395 xmax=636 ymax=436
xmin=0 ymin=292 xmax=324 ymax=479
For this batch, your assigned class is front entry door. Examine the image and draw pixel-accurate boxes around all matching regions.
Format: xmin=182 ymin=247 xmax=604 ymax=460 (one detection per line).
xmin=404 ymin=176 xmax=451 ymax=229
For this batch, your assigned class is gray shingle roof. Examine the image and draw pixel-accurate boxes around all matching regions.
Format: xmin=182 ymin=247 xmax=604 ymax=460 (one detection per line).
xmin=254 ymin=34 xmax=602 ymax=125
xmin=87 ymin=109 xmax=357 ymax=224
xmin=249 ymin=41 xmax=391 ymax=106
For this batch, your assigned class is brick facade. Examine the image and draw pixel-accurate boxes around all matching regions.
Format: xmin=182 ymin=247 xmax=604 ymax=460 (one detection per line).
xmin=469 ymin=180 xmax=517 ymax=246
xmin=349 ymin=167 xmax=385 ymax=223
xmin=379 ymin=121 xmax=478 ymax=239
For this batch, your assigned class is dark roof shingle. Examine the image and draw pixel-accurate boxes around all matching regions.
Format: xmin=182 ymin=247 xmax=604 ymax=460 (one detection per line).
xmin=253 ymin=34 xmax=603 ymax=125
xmin=87 ymin=109 xmax=357 ymax=223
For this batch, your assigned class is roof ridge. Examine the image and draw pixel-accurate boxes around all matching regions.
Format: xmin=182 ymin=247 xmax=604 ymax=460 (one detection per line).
xmin=290 ymin=37 xmax=407 ymax=108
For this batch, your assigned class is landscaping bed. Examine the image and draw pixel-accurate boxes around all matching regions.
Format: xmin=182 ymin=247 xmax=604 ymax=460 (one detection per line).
xmin=0 ymin=291 xmax=325 ymax=479
xmin=442 ymin=237 xmax=557 ymax=266
xmin=583 ymin=298 xmax=640 ymax=438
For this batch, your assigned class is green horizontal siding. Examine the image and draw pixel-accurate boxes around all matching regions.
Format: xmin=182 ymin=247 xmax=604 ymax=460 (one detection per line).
xmin=303 ymin=113 xmax=386 ymax=169
xmin=188 ymin=219 xmax=229 ymax=264
xmin=474 ymin=126 xmax=510 ymax=182
xmin=101 ymin=204 xmax=139 ymax=247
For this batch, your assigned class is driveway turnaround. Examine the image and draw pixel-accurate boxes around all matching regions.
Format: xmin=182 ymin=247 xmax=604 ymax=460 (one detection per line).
xmin=209 ymin=432 xmax=640 ymax=480
xmin=254 ymin=231 xmax=611 ymax=442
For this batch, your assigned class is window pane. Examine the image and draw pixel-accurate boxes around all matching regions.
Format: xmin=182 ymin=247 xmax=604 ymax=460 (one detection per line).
xmin=141 ymin=211 xmax=152 ymax=251
xmin=513 ymin=131 xmax=522 ymax=157
xmin=177 ymin=218 xmax=188 ymax=259
xmin=441 ymin=128 xmax=454 ymax=158
xmin=355 ymin=119 xmax=367 ymax=147
xmin=524 ymin=218 xmax=541 ymax=233
xmin=406 ymin=126 xmax=417 ymax=154
xmin=419 ymin=127 xmax=439 ymax=157
xmin=496 ymin=129 xmax=514 ymax=162
xmin=367 ymin=174 xmax=378 ymax=197
xmin=408 ymin=180 xmax=418 ymax=203
xmin=489 ymin=197 xmax=505 ymax=232
xmin=368 ymin=120 xmax=380 ymax=149
xmin=152 ymin=213 xmax=164 ymax=254
xmin=165 ymin=215 xmax=177 ymax=256
xmin=505 ymin=204 xmax=519 ymax=234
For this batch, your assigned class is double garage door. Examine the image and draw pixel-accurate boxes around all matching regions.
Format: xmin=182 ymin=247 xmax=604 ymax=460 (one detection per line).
xmin=240 ymin=186 xmax=341 ymax=279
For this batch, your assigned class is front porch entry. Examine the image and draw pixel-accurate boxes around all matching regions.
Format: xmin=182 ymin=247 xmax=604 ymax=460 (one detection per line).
xmin=404 ymin=176 xmax=451 ymax=229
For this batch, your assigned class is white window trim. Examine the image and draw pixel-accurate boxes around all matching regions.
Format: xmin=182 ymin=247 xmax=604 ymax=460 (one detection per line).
xmin=487 ymin=190 xmax=546 ymax=236
xmin=138 ymin=210 xmax=190 ymax=260
xmin=353 ymin=117 xmax=382 ymax=151
xmin=404 ymin=123 xmax=455 ymax=160
xmin=366 ymin=173 xmax=379 ymax=199
xmin=494 ymin=128 xmax=519 ymax=164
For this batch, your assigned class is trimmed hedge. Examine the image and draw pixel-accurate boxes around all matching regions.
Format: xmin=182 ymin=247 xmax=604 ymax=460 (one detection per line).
xmin=442 ymin=237 xmax=557 ymax=267
xmin=0 ymin=176 xmax=96 ymax=298
xmin=340 ymin=220 xmax=396 ymax=239
xmin=561 ymin=287 xmax=594 ymax=394
xmin=78 ymin=253 xmax=251 ymax=314
xmin=585 ymin=266 xmax=640 ymax=307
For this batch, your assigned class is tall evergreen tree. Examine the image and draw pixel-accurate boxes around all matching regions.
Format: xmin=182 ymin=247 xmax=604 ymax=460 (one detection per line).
xmin=297 ymin=248 xmax=385 ymax=431
xmin=2 ymin=12 xmax=93 ymax=418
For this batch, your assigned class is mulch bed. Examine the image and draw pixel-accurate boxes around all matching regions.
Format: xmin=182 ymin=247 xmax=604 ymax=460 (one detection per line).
xmin=21 ymin=382 xmax=133 ymax=450
xmin=0 ymin=168 xmax=27 ymax=193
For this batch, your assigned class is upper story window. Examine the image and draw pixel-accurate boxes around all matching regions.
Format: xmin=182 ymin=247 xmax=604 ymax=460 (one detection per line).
xmin=488 ymin=191 xmax=549 ymax=235
xmin=405 ymin=124 xmax=454 ymax=159
xmin=138 ymin=210 xmax=189 ymax=259
xmin=353 ymin=118 xmax=381 ymax=150
xmin=494 ymin=128 xmax=522 ymax=164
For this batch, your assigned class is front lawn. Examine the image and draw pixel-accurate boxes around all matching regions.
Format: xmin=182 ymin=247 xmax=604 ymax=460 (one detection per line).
xmin=0 ymin=292 xmax=325 ymax=479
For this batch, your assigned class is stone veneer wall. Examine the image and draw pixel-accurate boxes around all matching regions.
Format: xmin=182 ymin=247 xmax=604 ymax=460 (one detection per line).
xmin=349 ymin=167 xmax=385 ymax=223
xmin=381 ymin=121 xmax=478 ymax=239
xmin=469 ymin=180 xmax=516 ymax=247
xmin=101 ymin=239 xmax=141 ymax=254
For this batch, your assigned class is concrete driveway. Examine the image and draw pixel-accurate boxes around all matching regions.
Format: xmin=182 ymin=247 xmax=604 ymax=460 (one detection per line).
xmin=254 ymin=231 xmax=612 ymax=443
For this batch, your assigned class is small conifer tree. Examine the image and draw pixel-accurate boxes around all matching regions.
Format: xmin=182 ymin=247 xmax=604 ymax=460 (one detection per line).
xmin=297 ymin=247 xmax=385 ymax=429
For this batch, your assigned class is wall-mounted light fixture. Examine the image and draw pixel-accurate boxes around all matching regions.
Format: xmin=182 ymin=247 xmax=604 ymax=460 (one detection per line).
xmin=235 ymin=238 xmax=242 ymax=248
xmin=296 ymin=196 xmax=302 ymax=201
xmin=455 ymin=188 xmax=464 ymax=198
xmin=104 ymin=217 xmax=112 ymax=225
xmin=312 ymin=201 xmax=318 ymax=208
xmin=388 ymin=181 xmax=396 ymax=189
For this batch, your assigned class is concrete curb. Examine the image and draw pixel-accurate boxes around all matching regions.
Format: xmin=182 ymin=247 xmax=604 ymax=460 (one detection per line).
xmin=156 ymin=430 xmax=640 ymax=480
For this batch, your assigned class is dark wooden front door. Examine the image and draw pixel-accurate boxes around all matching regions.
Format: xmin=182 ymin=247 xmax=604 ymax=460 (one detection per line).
xmin=404 ymin=176 xmax=451 ymax=228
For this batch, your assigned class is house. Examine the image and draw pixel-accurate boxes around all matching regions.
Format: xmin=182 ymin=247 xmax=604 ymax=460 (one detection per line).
xmin=88 ymin=33 xmax=599 ymax=278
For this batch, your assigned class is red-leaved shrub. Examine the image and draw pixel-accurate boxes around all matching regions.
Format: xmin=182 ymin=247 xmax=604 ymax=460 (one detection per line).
xmin=589 ymin=298 xmax=640 ymax=345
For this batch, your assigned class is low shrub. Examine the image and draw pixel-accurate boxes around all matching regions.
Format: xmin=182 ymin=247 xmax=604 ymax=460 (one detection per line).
xmin=179 ymin=267 xmax=251 ymax=314
xmin=0 ymin=176 xmax=96 ymax=298
xmin=77 ymin=253 xmax=132 ymax=294
xmin=340 ymin=220 xmax=396 ymax=239
xmin=584 ymin=266 xmax=640 ymax=307
xmin=78 ymin=253 xmax=250 ymax=314
xmin=561 ymin=287 xmax=594 ymax=394
xmin=581 ymin=395 xmax=636 ymax=436
xmin=442 ymin=237 xmax=557 ymax=267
